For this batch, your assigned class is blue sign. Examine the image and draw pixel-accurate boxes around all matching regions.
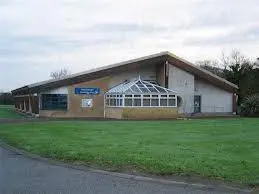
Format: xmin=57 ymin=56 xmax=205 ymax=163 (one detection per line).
xmin=75 ymin=88 xmax=100 ymax=95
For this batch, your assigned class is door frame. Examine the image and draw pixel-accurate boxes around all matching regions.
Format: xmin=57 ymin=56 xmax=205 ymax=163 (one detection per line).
xmin=194 ymin=95 xmax=201 ymax=113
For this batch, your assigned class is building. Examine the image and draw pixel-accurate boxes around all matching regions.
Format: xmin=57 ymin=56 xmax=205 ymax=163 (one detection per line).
xmin=12 ymin=51 xmax=238 ymax=119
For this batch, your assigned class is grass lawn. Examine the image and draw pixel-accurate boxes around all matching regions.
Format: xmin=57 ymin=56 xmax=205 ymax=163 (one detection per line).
xmin=0 ymin=105 xmax=24 ymax=118
xmin=0 ymin=118 xmax=259 ymax=185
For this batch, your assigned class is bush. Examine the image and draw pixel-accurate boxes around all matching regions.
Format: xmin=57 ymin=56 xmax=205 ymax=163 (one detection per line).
xmin=240 ymin=93 xmax=259 ymax=116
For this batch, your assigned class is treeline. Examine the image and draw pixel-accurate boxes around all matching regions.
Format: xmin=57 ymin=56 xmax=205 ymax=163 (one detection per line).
xmin=196 ymin=50 xmax=259 ymax=116
xmin=0 ymin=92 xmax=14 ymax=105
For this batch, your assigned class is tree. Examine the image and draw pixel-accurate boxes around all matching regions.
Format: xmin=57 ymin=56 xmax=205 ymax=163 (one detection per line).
xmin=0 ymin=92 xmax=14 ymax=105
xmin=196 ymin=49 xmax=259 ymax=111
xmin=221 ymin=50 xmax=254 ymax=86
xmin=50 ymin=68 xmax=71 ymax=79
xmin=196 ymin=59 xmax=224 ymax=78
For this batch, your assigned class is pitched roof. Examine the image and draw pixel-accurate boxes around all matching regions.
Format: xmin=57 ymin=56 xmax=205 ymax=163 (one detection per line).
xmin=12 ymin=51 xmax=238 ymax=95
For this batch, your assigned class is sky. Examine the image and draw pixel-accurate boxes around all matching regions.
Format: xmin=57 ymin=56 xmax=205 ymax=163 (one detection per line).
xmin=0 ymin=0 xmax=258 ymax=91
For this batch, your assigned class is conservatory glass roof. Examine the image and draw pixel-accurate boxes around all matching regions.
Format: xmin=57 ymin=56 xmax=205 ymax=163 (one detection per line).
xmin=106 ymin=78 xmax=178 ymax=94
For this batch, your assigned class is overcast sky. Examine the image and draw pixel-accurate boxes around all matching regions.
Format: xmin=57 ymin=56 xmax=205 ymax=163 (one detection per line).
xmin=0 ymin=0 xmax=258 ymax=91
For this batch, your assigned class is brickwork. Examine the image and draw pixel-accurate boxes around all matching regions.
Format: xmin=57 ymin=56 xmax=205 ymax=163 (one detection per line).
xmin=39 ymin=76 xmax=110 ymax=118
xmin=105 ymin=107 xmax=178 ymax=119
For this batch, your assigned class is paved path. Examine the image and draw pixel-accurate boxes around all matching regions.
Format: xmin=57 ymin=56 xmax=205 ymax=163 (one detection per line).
xmin=0 ymin=146 xmax=250 ymax=194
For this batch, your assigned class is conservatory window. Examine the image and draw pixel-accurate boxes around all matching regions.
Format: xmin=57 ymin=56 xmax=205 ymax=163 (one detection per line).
xmin=106 ymin=93 xmax=177 ymax=107
xmin=143 ymin=94 xmax=151 ymax=106
xmin=168 ymin=98 xmax=176 ymax=106
xmin=151 ymin=95 xmax=159 ymax=106
xmin=133 ymin=98 xmax=141 ymax=106
xmin=105 ymin=78 xmax=178 ymax=108
xmin=125 ymin=98 xmax=132 ymax=106
xmin=160 ymin=99 xmax=167 ymax=106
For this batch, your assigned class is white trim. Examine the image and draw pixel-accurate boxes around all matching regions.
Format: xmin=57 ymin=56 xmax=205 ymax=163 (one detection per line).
xmin=105 ymin=94 xmax=177 ymax=108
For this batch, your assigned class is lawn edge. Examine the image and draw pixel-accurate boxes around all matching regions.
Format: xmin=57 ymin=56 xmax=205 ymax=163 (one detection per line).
xmin=0 ymin=139 xmax=253 ymax=193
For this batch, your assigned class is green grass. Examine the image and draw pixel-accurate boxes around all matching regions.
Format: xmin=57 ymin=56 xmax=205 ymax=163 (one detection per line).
xmin=0 ymin=105 xmax=24 ymax=118
xmin=0 ymin=118 xmax=259 ymax=185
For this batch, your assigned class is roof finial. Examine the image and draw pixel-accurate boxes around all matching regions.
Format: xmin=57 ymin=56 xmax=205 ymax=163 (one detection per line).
xmin=138 ymin=74 xmax=141 ymax=80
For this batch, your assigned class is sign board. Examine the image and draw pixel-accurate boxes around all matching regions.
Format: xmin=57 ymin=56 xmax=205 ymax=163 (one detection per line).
xmin=82 ymin=99 xmax=93 ymax=108
xmin=75 ymin=88 xmax=100 ymax=95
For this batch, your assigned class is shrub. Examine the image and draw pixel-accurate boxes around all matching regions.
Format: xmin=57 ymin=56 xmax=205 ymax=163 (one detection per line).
xmin=240 ymin=93 xmax=259 ymax=116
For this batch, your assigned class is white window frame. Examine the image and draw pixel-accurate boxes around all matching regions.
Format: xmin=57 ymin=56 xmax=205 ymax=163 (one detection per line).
xmin=105 ymin=93 xmax=177 ymax=108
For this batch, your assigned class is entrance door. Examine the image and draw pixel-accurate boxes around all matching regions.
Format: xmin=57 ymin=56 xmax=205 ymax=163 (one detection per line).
xmin=194 ymin=95 xmax=201 ymax=113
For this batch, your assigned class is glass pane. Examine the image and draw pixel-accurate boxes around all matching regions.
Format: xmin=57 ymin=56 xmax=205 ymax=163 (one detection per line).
xmin=155 ymin=86 xmax=166 ymax=93
xmin=152 ymin=95 xmax=158 ymax=97
xmin=160 ymin=99 xmax=167 ymax=106
xmin=110 ymin=99 xmax=116 ymax=106
xmin=148 ymin=88 xmax=158 ymax=93
xmin=137 ymin=83 xmax=145 ymax=87
xmin=133 ymin=99 xmax=141 ymax=106
xmin=125 ymin=94 xmax=132 ymax=97
xmin=134 ymin=94 xmax=141 ymax=97
xmin=168 ymin=99 xmax=176 ymax=106
xmin=116 ymin=99 xmax=121 ymax=106
xmin=139 ymin=87 xmax=149 ymax=93
xmin=145 ymin=84 xmax=153 ymax=87
xmin=125 ymin=98 xmax=132 ymax=106
xmin=143 ymin=99 xmax=150 ymax=106
xmin=169 ymin=95 xmax=176 ymax=98
xmin=161 ymin=95 xmax=167 ymax=98
xmin=125 ymin=89 xmax=132 ymax=93
xmin=131 ymin=85 xmax=141 ymax=93
xmin=143 ymin=94 xmax=150 ymax=97
xmin=106 ymin=99 xmax=109 ymax=106
xmin=151 ymin=99 xmax=159 ymax=106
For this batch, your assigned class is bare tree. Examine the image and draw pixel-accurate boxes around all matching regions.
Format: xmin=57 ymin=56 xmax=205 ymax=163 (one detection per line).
xmin=196 ymin=59 xmax=224 ymax=77
xmin=221 ymin=49 xmax=251 ymax=69
xmin=50 ymin=68 xmax=71 ymax=79
xmin=196 ymin=59 xmax=219 ymax=67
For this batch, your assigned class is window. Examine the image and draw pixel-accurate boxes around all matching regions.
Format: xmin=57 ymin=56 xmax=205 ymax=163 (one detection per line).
xmin=41 ymin=94 xmax=67 ymax=110
xmin=168 ymin=98 xmax=176 ymax=106
xmin=143 ymin=94 xmax=151 ymax=106
xmin=125 ymin=98 xmax=132 ymax=106
xmin=105 ymin=93 xmax=177 ymax=107
xmin=143 ymin=99 xmax=150 ymax=106
xmin=133 ymin=98 xmax=141 ymax=106
xmin=106 ymin=94 xmax=123 ymax=107
xmin=151 ymin=98 xmax=159 ymax=106
xmin=105 ymin=79 xmax=178 ymax=108
xmin=160 ymin=99 xmax=167 ymax=106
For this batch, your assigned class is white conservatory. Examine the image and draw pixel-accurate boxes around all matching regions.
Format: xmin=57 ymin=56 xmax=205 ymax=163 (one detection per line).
xmin=104 ymin=78 xmax=180 ymax=119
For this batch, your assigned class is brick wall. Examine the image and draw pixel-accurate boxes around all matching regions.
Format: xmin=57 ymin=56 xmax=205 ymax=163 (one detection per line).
xmin=105 ymin=107 xmax=123 ymax=119
xmin=105 ymin=107 xmax=178 ymax=119
xmin=39 ymin=76 xmax=110 ymax=118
